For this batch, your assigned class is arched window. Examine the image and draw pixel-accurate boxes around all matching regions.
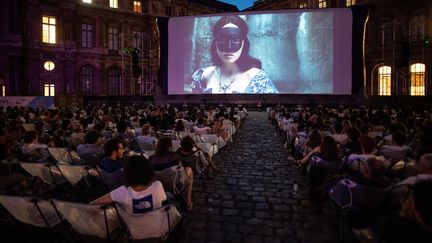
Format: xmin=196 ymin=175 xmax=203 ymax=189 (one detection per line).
xmin=410 ymin=63 xmax=426 ymax=96
xmin=378 ymin=66 xmax=391 ymax=96
xmin=318 ymin=0 xmax=327 ymax=8
xmin=44 ymin=83 xmax=55 ymax=96
xmin=0 ymin=76 xmax=5 ymax=96
xmin=80 ymin=66 xmax=93 ymax=96
xmin=346 ymin=0 xmax=356 ymax=6
xmin=108 ymin=68 xmax=121 ymax=96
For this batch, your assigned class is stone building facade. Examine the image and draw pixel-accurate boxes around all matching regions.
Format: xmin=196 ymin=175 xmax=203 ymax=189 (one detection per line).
xmin=0 ymin=0 xmax=237 ymax=104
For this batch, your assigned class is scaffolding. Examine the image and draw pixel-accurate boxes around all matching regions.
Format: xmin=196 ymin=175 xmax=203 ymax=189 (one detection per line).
xmin=120 ymin=31 xmax=157 ymax=96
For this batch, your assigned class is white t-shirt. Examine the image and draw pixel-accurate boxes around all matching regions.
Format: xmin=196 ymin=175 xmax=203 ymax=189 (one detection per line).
xmin=110 ymin=180 xmax=167 ymax=215
xmin=193 ymin=126 xmax=211 ymax=135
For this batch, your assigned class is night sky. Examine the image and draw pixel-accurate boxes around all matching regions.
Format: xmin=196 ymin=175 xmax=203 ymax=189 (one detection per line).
xmin=217 ymin=0 xmax=255 ymax=10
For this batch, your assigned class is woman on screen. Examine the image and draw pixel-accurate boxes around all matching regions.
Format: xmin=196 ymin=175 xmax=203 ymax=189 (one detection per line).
xmin=191 ymin=15 xmax=278 ymax=94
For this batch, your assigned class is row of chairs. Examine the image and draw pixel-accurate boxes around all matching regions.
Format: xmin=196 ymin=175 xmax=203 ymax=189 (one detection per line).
xmin=0 ymin=194 xmax=181 ymax=241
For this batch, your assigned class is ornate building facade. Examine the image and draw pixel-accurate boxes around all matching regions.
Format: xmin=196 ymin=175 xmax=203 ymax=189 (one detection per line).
xmin=0 ymin=0 xmax=237 ymax=104
xmin=249 ymin=0 xmax=432 ymax=97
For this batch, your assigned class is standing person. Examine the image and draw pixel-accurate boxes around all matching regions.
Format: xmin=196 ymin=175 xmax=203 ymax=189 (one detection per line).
xmin=191 ymin=15 xmax=277 ymax=94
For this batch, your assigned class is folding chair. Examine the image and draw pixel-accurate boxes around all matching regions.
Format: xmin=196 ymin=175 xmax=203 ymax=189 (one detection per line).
xmin=328 ymin=178 xmax=393 ymax=242
xmin=0 ymin=195 xmax=61 ymax=228
xmin=199 ymin=134 xmax=226 ymax=150
xmin=154 ymin=164 xmax=190 ymax=197
xmin=116 ymin=203 xmax=182 ymax=241
xmin=56 ymin=164 xmax=100 ymax=186
xmin=0 ymin=195 xmax=71 ymax=242
xmin=48 ymin=148 xmax=83 ymax=165
xmin=96 ymin=166 xmax=124 ymax=191
xmin=81 ymin=153 xmax=103 ymax=167
xmin=52 ymin=200 xmax=122 ymax=241
xmin=20 ymin=162 xmax=66 ymax=186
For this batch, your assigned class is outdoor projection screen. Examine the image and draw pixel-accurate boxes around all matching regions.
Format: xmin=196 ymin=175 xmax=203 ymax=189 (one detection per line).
xmin=167 ymin=8 xmax=353 ymax=95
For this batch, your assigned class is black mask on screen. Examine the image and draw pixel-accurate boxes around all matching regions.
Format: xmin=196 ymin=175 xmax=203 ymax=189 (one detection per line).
xmin=215 ymin=27 xmax=243 ymax=53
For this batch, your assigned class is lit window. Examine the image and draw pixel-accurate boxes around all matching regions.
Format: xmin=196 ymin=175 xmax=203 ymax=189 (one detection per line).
xmin=133 ymin=1 xmax=141 ymax=12
xmin=378 ymin=66 xmax=391 ymax=96
xmin=110 ymin=0 xmax=118 ymax=8
xmin=108 ymin=27 xmax=119 ymax=50
xmin=82 ymin=24 xmax=93 ymax=48
xmin=44 ymin=84 xmax=55 ymax=96
xmin=42 ymin=16 xmax=56 ymax=44
xmin=44 ymin=61 xmax=55 ymax=71
xmin=0 ymin=78 xmax=5 ymax=96
xmin=318 ymin=0 xmax=327 ymax=8
xmin=299 ymin=3 xmax=307 ymax=8
xmin=81 ymin=66 xmax=93 ymax=96
xmin=82 ymin=0 xmax=92 ymax=3
xmin=410 ymin=63 xmax=426 ymax=96
xmin=346 ymin=0 xmax=356 ymax=6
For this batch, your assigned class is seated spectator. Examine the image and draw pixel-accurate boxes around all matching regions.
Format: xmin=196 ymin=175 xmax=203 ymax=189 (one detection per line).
xmin=307 ymin=136 xmax=342 ymax=203
xmin=136 ymin=124 xmax=158 ymax=151
xmin=69 ymin=123 xmax=86 ymax=148
xmin=99 ymin=121 xmax=113 ymax=139
xmin=212 ymin=115 xmax=229 ymax=141
xmin=193 ymin=117 xmax=211 ymax=135
xmin=331 ymin=123 xmax=348 ymax=146
xmin=149 ymin=137 xmax=193 ymax=209
xmin=341 ymin=127 xmax=362 ymax=156
xmin=34 ymin=121 xmax=51 ymax=145
xmin=371 ymin=179 xmax=432 ymax=243
xmin=50 ymin=129 xmax=70 ymax=148
xmin=360 ymin=157 xmax=391 ymax=185
xmin=21 ymin=130 xmax=50 ymax=162
xmin=99 ymin=138 xmax=124 ymax=173
xmin=330 ymin=157 xmax=392 ymax=227
xmin=0 ymin=126 xmax=23 ymax=159
xmin=148 ymin=137 xmax=178 ymax=171
xmin=90 ymin=155 xmax=167 ymax=212
xmin=344 ymin=136 xmax=386 ymax=176
xmin=175 ymin=136 xmax=222 ymax=175
xmin=378 ymin=131 xmax=410 ymax=162
xmin=76 ymin=131 xmax=103 ymax=164
xmin=303 ymin=129 xmax=322 ymax=158
xmin=114 ymin=121 xmax=133 ymax=140
xmin=397 ymin=153 xmax=432 ymax=186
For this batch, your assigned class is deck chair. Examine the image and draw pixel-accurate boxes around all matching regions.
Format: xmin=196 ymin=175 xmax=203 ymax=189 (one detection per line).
xmin=341 ymin=156 xmax=368 ymax=177
xmin=56 ymin=164 xmax=99 ymax=186
xmin=52 ymin=200 xmax=121 ymax=240
xmin=138 ymin=140 xmax=156 ymax=151
xmin=96 ymin=166 xmax=125 ymax=191
xmin=116 ymin=203 xmax=182 ymax=241
xmin=328 ymin=178 xmax=392 ymax=241
xmin=154 ymin=164 xmax=190 ymax=197
xmin=0 ymin=195 xmax=61 ymax=228
xmin=143 ymin=150 xmax=155 ymax=158
xmin=20 ymin=162 xmax=66 ymax=186
xmin=197 ymin=134 xmax=225 ymax=150
xmin=81 ymin=153 xmax=103 ymax=167
xmin=48 ymin=147 xmax=83 ymax=165
xmin=190 ymin=139 xmax=218 ymax=161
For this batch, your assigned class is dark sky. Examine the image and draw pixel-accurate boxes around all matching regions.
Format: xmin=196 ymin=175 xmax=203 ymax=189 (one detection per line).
xmin=217 ymin=0 xmax=255 ymax=10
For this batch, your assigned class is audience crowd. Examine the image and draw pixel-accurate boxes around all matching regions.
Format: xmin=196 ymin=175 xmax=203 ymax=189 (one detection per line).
xmin=270 ymin=104 xmax=432 ymax=242
xmin=0 ymin=103 xmax=246 ymax=241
